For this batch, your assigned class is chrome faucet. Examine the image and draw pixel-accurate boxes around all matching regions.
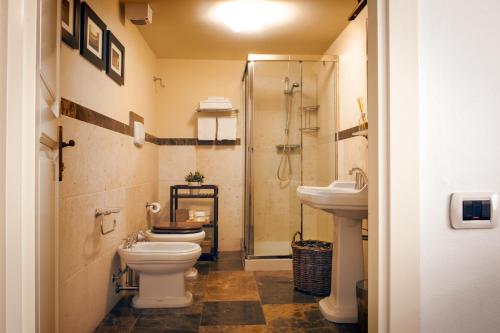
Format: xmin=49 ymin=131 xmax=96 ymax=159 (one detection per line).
xmin=348 ymin=167 xmax=368 ymax=190
xmin=122 ymin=235 xmax=135 ymax=249
xmin=122 ymin=230 xmax=146 ymax=249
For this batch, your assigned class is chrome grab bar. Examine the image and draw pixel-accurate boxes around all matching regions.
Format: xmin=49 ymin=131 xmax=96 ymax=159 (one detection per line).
xmin=95 ymin=208 xmax=120 ymax=235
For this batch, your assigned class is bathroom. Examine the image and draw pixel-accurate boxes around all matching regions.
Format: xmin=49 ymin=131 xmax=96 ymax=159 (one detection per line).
xmin=49 ymin=0 xmax=369 ymax=331
xmin=4 ymin=0 xmax=500 ymax=332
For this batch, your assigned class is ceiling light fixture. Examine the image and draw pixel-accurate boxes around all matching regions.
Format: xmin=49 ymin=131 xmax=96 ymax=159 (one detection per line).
xmin=211 ymin=0 xmax=294 ymax=33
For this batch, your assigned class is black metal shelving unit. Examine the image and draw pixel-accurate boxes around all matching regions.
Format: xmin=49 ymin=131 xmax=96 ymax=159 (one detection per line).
xmin=169 ymin=185 xmax=218 ymax=260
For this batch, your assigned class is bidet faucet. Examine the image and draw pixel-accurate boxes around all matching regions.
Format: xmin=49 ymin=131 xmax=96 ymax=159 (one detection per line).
xmin=123 ymin=236 xmax=135 ymax=249
xmin=123 ymin=230 xmax=147 ymax=249
xmin=348 ymin=167 xmax=368 ymax=190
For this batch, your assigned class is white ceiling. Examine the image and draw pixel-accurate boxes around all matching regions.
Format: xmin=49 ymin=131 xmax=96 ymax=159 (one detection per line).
xmin=135 ymin=0 xmax=358 ymax=60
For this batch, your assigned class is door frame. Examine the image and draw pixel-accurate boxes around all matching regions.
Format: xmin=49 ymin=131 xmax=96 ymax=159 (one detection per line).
xmin=1 ymin=0 xmax=39 ymax=332
xmin=0 ymin=0 xmax=422 ymax=332
xmin=0 ymin=0 xmax=7 ymax=330
xmin=367 ymin=0 xmax=420 ymax=332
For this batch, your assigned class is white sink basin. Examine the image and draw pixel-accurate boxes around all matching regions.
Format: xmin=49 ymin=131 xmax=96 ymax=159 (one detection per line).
xmin=297 ymin=180 xmax=368 ymax=218
xmin=296 ymin=180 xmax=368 ymax=324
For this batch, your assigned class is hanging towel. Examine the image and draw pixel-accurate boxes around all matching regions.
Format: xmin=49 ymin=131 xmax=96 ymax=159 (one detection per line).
xmin=198 ymin=117 xmax=216 ymax=140
xmin=217 ymin=116 xmax=237 ymax=141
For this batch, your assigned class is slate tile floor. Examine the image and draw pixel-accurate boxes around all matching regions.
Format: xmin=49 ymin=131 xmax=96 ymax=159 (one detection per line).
xmin=95 ymin=252 xmax=360 ymax=333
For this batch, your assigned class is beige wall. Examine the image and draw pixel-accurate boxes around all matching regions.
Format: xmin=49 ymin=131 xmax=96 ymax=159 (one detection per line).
xmin=158 ymin=145 xmax=243 ymax=251
xmin=325 ymin=8 xmax=368 ymax=180
xmin=59 ymin=118 xmax=158 ymax=332
xmin=61 ymin=0 xmax=158 ymax=135
xmin=325 ymin=9 xmax=368 ymax=131
xmin=324 ymin=8 xmax=369 ymax=277
xmin=59 ymin=1 xmax=159 ymax=331
xmin=155 ymin=59 xmax=246 ymax=251
xmin=155 ymin=59 xmax=245 ymax=137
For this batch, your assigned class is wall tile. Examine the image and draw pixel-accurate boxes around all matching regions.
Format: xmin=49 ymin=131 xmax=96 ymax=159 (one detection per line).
xmin=59 ymin=117 xmax=159 ymax=332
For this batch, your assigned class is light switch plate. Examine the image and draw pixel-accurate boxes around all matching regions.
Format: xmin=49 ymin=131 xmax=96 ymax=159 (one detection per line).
xmin=450 ymin=192 xmax=498 ymax=229
xmin=134 ymin=121 xmax=145 ymax=146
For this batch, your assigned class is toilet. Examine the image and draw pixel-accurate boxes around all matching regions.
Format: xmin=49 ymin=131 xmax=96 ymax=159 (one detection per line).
xmin=146 ymin=221 xmax=205 ymax=278
xmin=118 ymin=242 xmax=201 ymax=309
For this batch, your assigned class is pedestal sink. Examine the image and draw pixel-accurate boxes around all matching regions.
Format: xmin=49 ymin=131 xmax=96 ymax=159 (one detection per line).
xmin=297 ymin=180 xmax=367 ymax=323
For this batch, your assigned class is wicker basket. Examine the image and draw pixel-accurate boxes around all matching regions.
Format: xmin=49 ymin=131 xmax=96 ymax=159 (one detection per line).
xmin=291 ymin=231 xmax=333 ymax=296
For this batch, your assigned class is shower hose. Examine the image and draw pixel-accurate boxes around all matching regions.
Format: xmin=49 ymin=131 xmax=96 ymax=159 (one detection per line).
xmin=277 ymin=89 xmax=294 ymax=182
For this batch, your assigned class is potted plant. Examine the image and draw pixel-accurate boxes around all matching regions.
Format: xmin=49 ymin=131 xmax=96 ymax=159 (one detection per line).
xmin=185 ymin=171 xmax=205 ymax=194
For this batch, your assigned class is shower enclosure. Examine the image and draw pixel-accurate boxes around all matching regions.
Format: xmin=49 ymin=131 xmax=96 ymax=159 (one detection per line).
xmin=242 ymin=54 xmax=338 ymax=264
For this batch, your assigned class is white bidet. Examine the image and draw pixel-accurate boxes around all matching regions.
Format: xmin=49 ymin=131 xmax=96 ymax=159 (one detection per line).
xmin=145 ymin=229 xmax=205 ymax=279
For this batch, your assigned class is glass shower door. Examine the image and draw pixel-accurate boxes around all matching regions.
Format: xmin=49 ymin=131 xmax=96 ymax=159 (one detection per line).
xmin=249 ymin=60 xmax=303 ymax=257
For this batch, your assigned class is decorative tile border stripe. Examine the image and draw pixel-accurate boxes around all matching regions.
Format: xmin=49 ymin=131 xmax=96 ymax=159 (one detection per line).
xmin=336 ymin=124 xmax=368 ymax=141
xmin=61 ymin=98 xmax=131 ymax=137
xmin=155 ymin=138 xmax=198 ymax=145
xmin=60 ymin=98 xmax=241 ymax=146
xmin=155 ymin=138 xmax=241 ymax=146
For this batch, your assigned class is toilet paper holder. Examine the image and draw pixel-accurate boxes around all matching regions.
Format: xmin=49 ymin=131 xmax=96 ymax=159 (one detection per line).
xmin=95 ymin=208 xmax=120 ymax=235
xmin=146 ymin=202 xmax=161 ymax=214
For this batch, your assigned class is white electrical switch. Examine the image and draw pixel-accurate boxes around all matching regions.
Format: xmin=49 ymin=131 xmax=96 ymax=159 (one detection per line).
xmin=450 ymin=192 xmax=498 ymax=229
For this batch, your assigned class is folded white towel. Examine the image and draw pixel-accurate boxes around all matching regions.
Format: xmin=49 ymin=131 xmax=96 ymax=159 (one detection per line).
xmin=198 ymin=117 xmax=216 ymax=140
xmin=200 ymin=100 xmax=231 ymax=105
xmin=217 ymin=116 xmax=237 ymax=141
xmin=199 ymin=97 xmax=233 ymax=110
xmin=199 ymin=101 xmax=233 ymax=109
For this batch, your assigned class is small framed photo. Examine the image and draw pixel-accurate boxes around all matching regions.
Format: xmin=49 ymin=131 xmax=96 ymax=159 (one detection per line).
xmin=61 ymin=0 xmax=80 ymax=48
xmin=80 ymin=2 xmax=107 ymax=70
xmin=106 ymin=31 xmax=125 ymax=85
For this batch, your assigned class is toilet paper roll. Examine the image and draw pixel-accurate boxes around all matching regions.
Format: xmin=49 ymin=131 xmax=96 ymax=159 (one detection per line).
xmin=148 ymin=202 xmax=161 ymax=214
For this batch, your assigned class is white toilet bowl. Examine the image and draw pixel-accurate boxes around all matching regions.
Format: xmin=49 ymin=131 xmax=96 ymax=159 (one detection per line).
xmin=118 ymin=242 xmax=201 ymax=309
xmin=146 ymin=229 xmax=205 ymax=279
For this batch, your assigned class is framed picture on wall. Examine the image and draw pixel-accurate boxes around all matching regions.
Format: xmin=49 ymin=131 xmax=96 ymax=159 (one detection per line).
xmin=61 ymin=0 xmax=80 ymax=48
xmin=80 ymin=2 xmax=107 ymax=69
xmin=106 ymin=31 xmax=125 ymax=85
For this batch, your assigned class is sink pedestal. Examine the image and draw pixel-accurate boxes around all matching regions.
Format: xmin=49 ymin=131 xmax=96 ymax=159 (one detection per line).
xmin=319 ymin=216 xmax=363 ymax=323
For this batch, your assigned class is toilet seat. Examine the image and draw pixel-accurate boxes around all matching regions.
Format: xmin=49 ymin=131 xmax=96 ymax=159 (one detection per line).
xmin=151 ymin=221 xmax=203 ymax=234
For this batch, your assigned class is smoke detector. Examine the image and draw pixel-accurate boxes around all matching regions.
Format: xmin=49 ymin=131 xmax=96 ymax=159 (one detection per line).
xmin=125 ymin=3 xmax=153 ymax=25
